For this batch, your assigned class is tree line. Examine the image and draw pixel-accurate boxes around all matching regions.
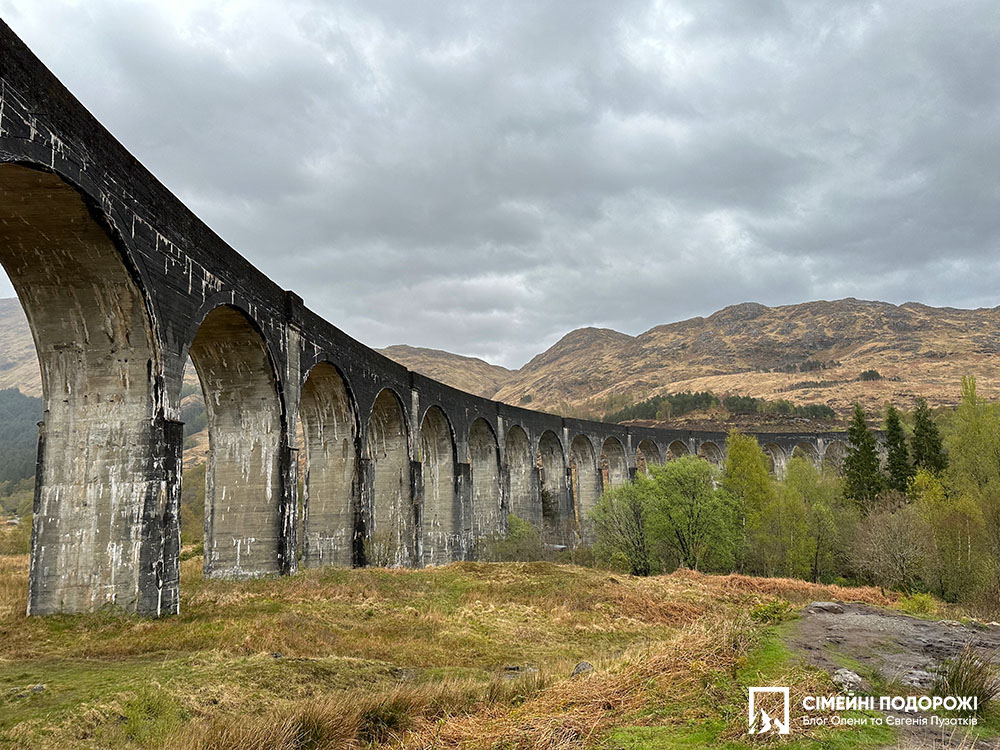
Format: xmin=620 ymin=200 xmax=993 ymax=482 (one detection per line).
xmin=591 ymin=379 xmax=998 ymax=616
xmin=602 ymin=390 xmax=835 ymax=424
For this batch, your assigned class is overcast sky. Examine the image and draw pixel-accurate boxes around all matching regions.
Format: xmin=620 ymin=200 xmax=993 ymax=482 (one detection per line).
xmin=2 ymin=1 xmax=999 ymax=368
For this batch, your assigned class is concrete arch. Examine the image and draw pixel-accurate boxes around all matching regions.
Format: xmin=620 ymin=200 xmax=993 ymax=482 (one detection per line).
xmin=667 ymin=440 xmax=690 ymax=460
xmin=792 ymin=441 xmax=819 ymax=464
xmin=635 ymin=439 xmax=662 ymax=474
xmin=823 ymin=440 xmax=848 ymax=474
xmin=418 ymin=406 xmax=457 ymax=565
xmin=762 ymin=442 xmax=787 ymax=478
xmin=569 ymin=435 xmax=600 ymax=534
xmin=190 ymin=304 xmax=286 ymax=579
xmin=469 ymin=417 xmax=502 ymax=543
xmin=698 ymin=440 xmax=723 ymax=465
xmin=600 ymin=436 xmax=629 ymax=489
xmin=299 ymin=361 xmax=358 ymax=568
xmin=0 ymin=163 xmax=173 ymax=615
xmin=365 ymin=388 xmax=412 ymax=567
xmin=505 ymin=425 xmax=539 ymax=527
xmin=537 ymin=430 xmax=568 ymax=538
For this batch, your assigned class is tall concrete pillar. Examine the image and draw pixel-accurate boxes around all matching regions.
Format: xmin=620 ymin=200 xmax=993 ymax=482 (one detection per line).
xmin=28 ymin=415 xmax=184 ymax=617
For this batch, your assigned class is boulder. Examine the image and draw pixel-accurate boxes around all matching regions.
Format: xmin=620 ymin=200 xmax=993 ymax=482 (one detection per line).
xmin=832 ymin=668 xmax=864 ymax=693
xmin=808 ymin=601 xmax=845 ymax=615
xmin=571 ymin=661 xmax=594 ymax=677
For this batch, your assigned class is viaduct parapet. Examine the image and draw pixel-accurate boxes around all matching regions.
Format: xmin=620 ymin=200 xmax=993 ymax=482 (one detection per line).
xmin=0 ymin=23 xmax=851 ymax=616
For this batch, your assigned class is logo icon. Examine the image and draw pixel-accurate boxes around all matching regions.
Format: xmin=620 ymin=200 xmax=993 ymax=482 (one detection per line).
xmin=749 ymin=687 xmax=790 ymax=735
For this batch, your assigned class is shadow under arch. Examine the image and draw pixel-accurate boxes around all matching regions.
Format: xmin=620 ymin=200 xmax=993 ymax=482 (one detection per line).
xmin=0 ymin=162 xmax=177 ymax=616
xmin=537 ymin=430 xmax=569 ymax=542
xmin=365 ymin=387 xmax=412 ymax=567
xmin=600 ymin=436 xmax=628 ymax=490
xmin=188 ymin=303 xmax=287 ymax=579
xmin=468 ymin=417 xmax=502 ymax=548
xmin=569 ymin=435 xmax=599 ymax=538
xmin=418 ymin=405 xmax=457 ymax=565
xmin=505 ymin=424 xmax=538 ymax=527
xmin=299 ymin=360 xmax=359 ymax=568
xmin=635 ymin=439 xmax=661 ymax=473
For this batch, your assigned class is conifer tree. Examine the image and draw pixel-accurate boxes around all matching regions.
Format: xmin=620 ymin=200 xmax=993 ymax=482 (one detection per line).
xmin=884 ymin=404 xmax=913 ymax=492
xmin=843 ymin=403 xmax=885 ymax=513
xmin=912 ymin=398 xmax=947 ymax=474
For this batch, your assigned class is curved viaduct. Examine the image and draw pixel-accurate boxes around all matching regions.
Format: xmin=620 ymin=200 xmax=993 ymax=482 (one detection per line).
xmin=0 ymin=24 xmax=849 ymax=616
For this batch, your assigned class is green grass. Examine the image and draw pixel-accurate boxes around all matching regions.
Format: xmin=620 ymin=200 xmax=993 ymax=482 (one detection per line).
xmin=603 ymin=626 xmax=896 ymax=749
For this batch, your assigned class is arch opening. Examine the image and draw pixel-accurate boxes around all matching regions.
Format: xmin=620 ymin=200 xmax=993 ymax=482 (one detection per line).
xmin=569 ymin=435 xmax=599 ymax=539
xmin=418 ymin=406 xmax=456 ymax=565
xmin=667 ymin=440 xmax=689 ymax=460
xmin=505 ymin=425 xmax=538 ymax=527
xmin=365 ymin=389 xmax=411 ymax=567
xmin=698 ymin=441 xmax=723 ymax=465
xmin=299 ymin=362 xmax=358 ymax=568
xmin=537 ymin=430 xmax=569 ymax=543
xmin=600 ymin=436 xmax=628 ymax=489
xmin=792 ymin=441 xmax=820 ymax=464
xmin=823 ymin=440 xmax=847 ymax=475
xmin=635 ymin=439 xmax=661 ymax=474
xmin=0 ymin=164 xmax=170 ymax=614
xmin=469 ymin=418 xmax=502 ymax=547
xmin=189 ymin=305 xmax=285 ymax=579
xmin=762 ymin=443 xmax=787 ymax=478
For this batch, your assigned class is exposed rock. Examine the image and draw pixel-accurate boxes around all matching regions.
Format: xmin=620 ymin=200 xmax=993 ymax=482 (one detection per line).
xmin=832 ymin=668 xmax=864 ymax=693
xmin=900 ymin=669 xmax=935 ymax=689
xmin=501 ymin=665 xmax=538 ymax=680
xmin=808 ymin=601 xmax=845 ymax=614
xmin=571 ymin=661 xmax=594 ymax=677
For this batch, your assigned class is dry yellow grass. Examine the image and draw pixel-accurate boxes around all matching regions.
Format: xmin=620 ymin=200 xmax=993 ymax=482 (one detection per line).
xmin=0 ymin=556 xmax=901 ymax=749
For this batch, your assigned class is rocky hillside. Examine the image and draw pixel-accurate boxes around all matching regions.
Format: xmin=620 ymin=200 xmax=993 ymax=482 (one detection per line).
xmin=385 ymin=299 xmax=1000 ymax=418
xmin=376 ymin=345 xmax=512 ymax=399
xmin=3 ymin=296 xmax=999 ymax=420
xmin=0 ymin=298 xmax=38 ymax=397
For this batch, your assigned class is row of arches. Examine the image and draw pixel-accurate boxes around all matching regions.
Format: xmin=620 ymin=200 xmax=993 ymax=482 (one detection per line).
xmin=0 ymin=162 xmax=849 ymax=616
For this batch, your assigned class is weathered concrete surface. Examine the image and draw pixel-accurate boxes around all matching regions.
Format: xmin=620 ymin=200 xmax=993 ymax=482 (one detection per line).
xmin=0 ymin=21 xmax=859 ymax=616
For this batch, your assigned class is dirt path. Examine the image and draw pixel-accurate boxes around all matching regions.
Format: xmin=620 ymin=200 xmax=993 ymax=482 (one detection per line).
xmin=786 ymin=602 xmax=1000 ymax=749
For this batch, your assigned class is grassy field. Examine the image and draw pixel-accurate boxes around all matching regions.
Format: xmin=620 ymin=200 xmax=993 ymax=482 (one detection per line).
xmin=0 ymin=551 xmax=903 ymax=749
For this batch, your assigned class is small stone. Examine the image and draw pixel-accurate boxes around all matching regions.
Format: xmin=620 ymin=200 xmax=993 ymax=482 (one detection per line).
xmin=808 ymin=601 xmax=845 ymax=615
xmin=900 ymin=669 xmax=934 ymax=689
xmin=501 ymin=665 xmax=538 ymax=680
xmin=30 ymin=684 xmax=44 ymax=693
xmin=572 ymin=661 xmax=594 ymax=677
xmin=271 ymin=652 xmax=283 ymax=659
xmin=832 ymin=668 xmax=864 ymax=693
xmin=939 ymin=620 xmax=962 ymax=627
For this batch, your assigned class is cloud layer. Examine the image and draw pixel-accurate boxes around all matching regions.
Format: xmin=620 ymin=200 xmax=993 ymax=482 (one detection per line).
xmin=2 ymin=0 xmax=998 ymax=367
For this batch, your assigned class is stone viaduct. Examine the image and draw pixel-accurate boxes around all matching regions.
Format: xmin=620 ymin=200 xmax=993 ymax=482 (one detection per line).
xmin=0 ymin=23 xmax=850 ymax=616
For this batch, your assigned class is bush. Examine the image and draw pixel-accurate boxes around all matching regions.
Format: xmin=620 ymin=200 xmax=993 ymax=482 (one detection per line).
xmin=898 ymin=592 xmax=938 ymax=616
xmin=859 ymin=369 xmax=883 ymax=381
xmin=933 ymin=644 xmax=999 ymax=716
xmin=476 ymin=515 xmax=544 ymax=562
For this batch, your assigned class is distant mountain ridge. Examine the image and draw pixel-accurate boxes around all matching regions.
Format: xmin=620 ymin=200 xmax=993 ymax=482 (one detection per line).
xmin=2 ymin=297 xmax=999 ymax=419
xmin=386 ymin=298 xmax=1000 ymax=418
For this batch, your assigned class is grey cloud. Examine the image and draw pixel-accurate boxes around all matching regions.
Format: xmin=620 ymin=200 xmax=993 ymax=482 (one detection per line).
xmin=1 ymin=0 xmax=999 ymax=367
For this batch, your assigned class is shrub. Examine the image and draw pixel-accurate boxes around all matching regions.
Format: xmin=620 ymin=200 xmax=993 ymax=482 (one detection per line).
xmin=899 ymin=592 xmax=938 ymax=617
xmin=859 ymin=369 xmax=883 ymax=381
xmin=933 ymin=644 xmax=1000 ymax=716
xmin=476 ymin=515 xmax=544 ymax=562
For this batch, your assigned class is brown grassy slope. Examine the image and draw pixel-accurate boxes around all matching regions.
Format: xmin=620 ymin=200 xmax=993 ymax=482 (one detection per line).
xmin=4 ymin=296 xmax=1000 ymax=418
xmin=0 ymin=298 xmax=39 ymax=397
xmin=0 ymin=550 xmax=898 ymax=749
xmin=387 ymin=299 xmax=1000 ymax=417
xmin=376 ymin=344 xmax=513 ymax=399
